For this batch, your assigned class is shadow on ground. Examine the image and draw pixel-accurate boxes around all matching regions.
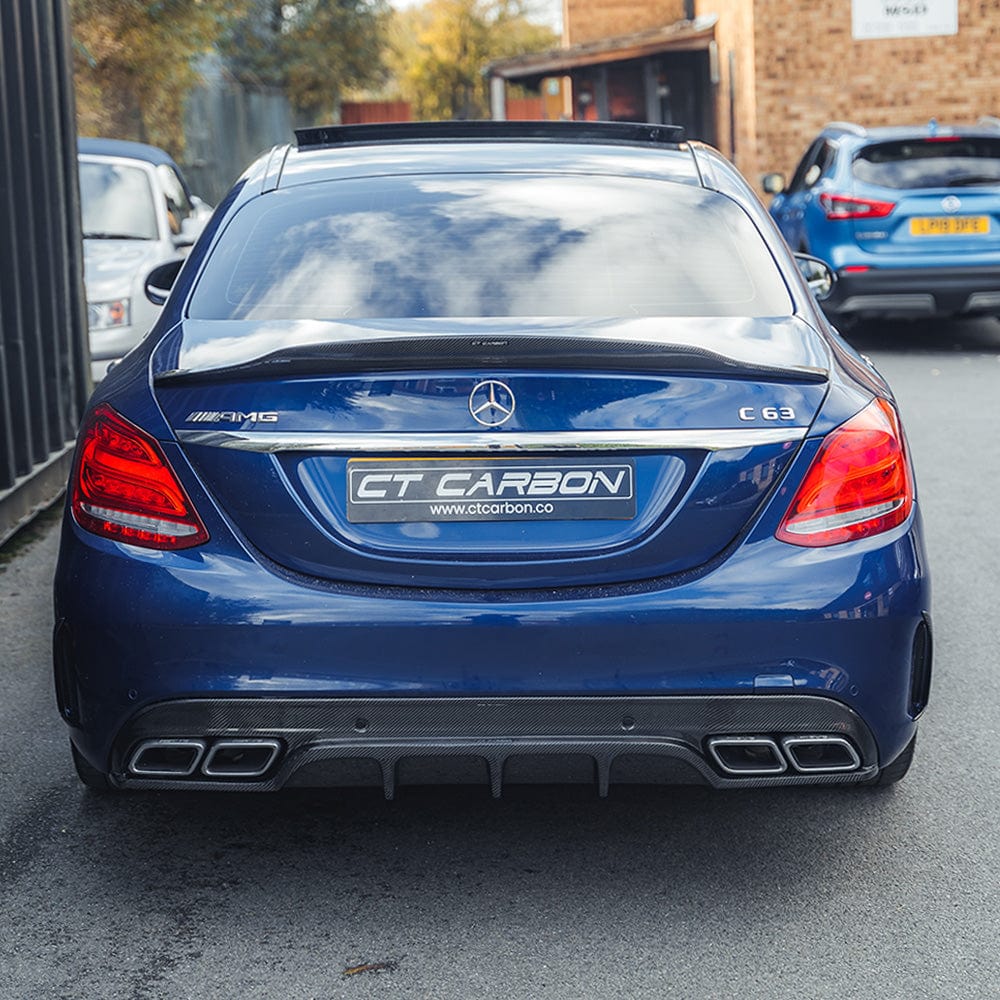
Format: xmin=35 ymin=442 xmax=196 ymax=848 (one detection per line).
xmin=837 ymin=315 xmax=1000 ymax=355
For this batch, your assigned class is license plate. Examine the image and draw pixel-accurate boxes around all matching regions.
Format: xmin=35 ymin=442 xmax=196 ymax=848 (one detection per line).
xmin=910 ymin=215 xmax=991 ymax=236
xmin=347 ymin=458 xmax=636 ymax=523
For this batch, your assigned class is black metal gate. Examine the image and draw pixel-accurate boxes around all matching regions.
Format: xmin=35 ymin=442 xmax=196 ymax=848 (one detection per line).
xmin=0 ymin=0 xmax=90 ymax=546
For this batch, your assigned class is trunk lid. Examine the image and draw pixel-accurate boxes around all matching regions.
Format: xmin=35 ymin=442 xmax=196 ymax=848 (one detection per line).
xmin=155 ymin=317 xmax=830 ymax=589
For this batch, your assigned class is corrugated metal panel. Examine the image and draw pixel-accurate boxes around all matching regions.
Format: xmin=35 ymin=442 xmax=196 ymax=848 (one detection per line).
xmin=0 ymin=0 xmax=90 ymax=546
xmin=183 ymin=63 xmax=294 ymax=204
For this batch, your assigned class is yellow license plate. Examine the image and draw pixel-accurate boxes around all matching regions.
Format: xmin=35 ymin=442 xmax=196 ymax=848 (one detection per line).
xmin=910 ymin=215 xmax=991 ymax=236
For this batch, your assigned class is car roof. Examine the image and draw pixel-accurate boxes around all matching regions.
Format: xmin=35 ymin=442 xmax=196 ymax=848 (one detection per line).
xmin=77 ymin=136 xmax=180 ymax=167
xmin=822 ymin=119 xmax=1000 ymax=144
xmin=271 ymin=120 xmax=704 ymax=190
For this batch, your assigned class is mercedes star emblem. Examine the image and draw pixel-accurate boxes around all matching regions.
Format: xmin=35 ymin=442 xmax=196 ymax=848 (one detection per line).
xmin=469 ymin=379 xmax=515 ymax=427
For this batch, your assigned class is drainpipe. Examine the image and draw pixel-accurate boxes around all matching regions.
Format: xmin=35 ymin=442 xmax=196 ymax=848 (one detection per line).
xmin=490 ymin=75 xmax=507 ymax=121
xmin=728 ymin=50 xmax=737 ymax=163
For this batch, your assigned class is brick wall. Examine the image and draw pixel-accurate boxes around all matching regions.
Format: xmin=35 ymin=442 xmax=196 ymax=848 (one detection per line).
xmin=562 ymin=0 xmax=1000 ymax=194
xmin=752 ymin=0 xmax=1000 ymax=184
xmin=564 ymin=0 xmax=686 ymax=46
xmin=695 ymin=0 xmax=758 ymax=174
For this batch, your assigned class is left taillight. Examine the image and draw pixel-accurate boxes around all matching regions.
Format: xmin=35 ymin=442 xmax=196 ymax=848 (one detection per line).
xmin=819 ymin=193 xmax=896 ymax=220
xmin=776 ymin=397 xmax=914 ymax=547
xmin=71 ymin=404 xmax=209 ymax=550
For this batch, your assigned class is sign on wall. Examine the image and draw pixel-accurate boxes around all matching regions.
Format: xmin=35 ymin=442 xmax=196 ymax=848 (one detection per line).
xmin=852 ymin=0 xmax=958 ymax=39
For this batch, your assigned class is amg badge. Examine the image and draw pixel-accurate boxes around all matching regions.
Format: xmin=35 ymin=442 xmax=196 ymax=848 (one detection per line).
xmin=185 ymin=411 xmax=279 ymax=424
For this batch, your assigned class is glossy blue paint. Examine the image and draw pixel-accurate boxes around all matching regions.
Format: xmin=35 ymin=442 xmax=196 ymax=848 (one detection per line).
xmin=153 ymin=368 xmax=825 ymax=587
xmin=154 ymin=364 xmax=829 ymax=432
xmin=55 ymin=125 xmax=931 ymax=791
xmin=55 ymin=498 xmax=928 ymax=773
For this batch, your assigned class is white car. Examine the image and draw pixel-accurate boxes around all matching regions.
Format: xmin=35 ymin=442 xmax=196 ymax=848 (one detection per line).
xmin=78 ymin=137 xmax=212 ymax=382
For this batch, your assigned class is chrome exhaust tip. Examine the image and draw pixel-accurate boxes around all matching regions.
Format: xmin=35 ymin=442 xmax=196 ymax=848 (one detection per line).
xmin=707 ymin=736 xmax=787 ymax=776
xmin=129 ymin=739 xmax=206 ymax=777
xmin=781 ymin=736 xmax=861 ymax=773
xmin=201 ymin=739 xmax=282 ymax=778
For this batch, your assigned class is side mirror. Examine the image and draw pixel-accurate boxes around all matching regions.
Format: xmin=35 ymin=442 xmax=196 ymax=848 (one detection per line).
xmin=145 ymin=259 xmax=184 ymax=306
xmin=761 ymin=172 xmax=786 ymax=195
xmin=190 ymin=195 xmax=214 ymax=223
xmin=794 ymin=253 xmax=836 ymax=301
xmin=172 ymin=216 xmax=201 ymax=250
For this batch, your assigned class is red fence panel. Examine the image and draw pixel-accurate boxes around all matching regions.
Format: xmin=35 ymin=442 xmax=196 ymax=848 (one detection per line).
xmin=504 ymin=97 xmax=546 ymax=121
xmin=340 ymin=101 xmax=412 ymax=124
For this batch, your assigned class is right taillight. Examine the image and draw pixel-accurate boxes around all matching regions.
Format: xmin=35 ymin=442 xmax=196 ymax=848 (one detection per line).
xmin=71 ymin=404 xmax=209 ymax=550
xmin=776 ymin=397 xmax=913 ymax=547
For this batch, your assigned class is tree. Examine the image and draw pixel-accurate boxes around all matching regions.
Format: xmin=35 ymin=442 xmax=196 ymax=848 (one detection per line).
xmin=218 ymin=0 xmax=390 ymax=122
xmin=71 ymin=0 xmax=238 ymax=154
xmin=387 ymin=0 xmax=558 ymax=121
xmin=71 ymin=0 xmax=389 ymax=152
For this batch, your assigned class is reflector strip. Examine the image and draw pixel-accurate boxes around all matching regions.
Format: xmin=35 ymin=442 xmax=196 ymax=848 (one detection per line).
xmin=778 ymin=498 xmax=904 ymax=536
xmin=79 ymin=503 xmax=203 ymax=537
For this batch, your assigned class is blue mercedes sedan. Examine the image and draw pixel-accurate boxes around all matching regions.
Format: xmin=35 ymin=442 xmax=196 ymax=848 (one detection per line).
xmin=54 ymin=121 xmax=931 ymax=795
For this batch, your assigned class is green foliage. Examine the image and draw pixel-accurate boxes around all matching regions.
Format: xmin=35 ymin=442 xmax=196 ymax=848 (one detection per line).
xmin=218 ymin=0 xmax=391 ymax=122
xmin=71 ymin=0 xmax=390 ymax=150
xmin=387 ymin=0 xmax=559 ymax=120
xmin=71 ymin=0 xmax=239 ymax=154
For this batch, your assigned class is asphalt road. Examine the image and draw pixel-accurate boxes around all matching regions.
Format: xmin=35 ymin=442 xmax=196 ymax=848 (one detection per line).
xmin=2 ymin=318 xmax=999 ymax=1000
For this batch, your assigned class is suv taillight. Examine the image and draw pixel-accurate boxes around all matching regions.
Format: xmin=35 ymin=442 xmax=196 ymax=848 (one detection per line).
xmin=71 ymin=404 xmax=209 ymax=550
xmin=819 ymin=193 xmax=896 ymax=220
xmin=776 ymin=398 xmax=913 ymax=547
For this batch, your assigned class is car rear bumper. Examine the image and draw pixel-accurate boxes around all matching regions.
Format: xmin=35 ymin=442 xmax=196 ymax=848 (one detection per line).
xmin=825 ymin=265 xmax=1000 ymax=318
xmin=103 ymin=694 xmax=882 ymax=794
xmin=54 ymin=503 xmax=931 ymax=792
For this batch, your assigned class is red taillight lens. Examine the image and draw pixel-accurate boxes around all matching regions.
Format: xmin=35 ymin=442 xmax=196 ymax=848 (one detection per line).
xmin=819 ymin=193 xmax=896 ymax=220
xmin=71 ymin=404 xmax=209 ymax=550
xmin=776 ymin=398 xmax=913 ymax=547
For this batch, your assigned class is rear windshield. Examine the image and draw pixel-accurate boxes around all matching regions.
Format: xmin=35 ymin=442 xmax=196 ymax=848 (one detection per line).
xmin=188 ymin=174 xmax=791 ymax=321
xmin=852 ymin=137 xmax=1000 ymax=189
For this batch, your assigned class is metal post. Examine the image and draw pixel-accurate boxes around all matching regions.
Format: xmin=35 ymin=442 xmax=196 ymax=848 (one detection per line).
xmin=0 ymin=0 xmax=90 ymax=545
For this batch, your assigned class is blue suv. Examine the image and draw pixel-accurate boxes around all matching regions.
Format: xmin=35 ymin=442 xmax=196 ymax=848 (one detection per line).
xmin=765 ymin=118 xmax=1000 ymax=324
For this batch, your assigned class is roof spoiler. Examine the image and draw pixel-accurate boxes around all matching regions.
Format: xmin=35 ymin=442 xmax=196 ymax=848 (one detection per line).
xmin=294 ymin=120 xmax=686 ymax=149
xmin=824 ymin=121 xmax=868 ymax=137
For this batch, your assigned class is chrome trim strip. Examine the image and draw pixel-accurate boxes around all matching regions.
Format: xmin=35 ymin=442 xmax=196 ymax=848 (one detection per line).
xmin=175 ymin=427 xmax=807 ymax=454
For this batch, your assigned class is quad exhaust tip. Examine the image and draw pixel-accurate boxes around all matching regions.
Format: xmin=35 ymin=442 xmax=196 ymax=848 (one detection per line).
xmin=781 ymin=735 xmax=861 ymax=773
xmin=129 ymin=739 xmax=207 ymax=777
xmin=127 ymin=733 xmax=861 ymax=784
xmin=707 ymin=736 xmax=787 ymax=776
xmin=128 ymin=738 xmax=282 ymax=779
xmin=707 ymin=734 xmax=862 ymax=777
xmin=201 ymin=739 xmax=282 ymax=778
